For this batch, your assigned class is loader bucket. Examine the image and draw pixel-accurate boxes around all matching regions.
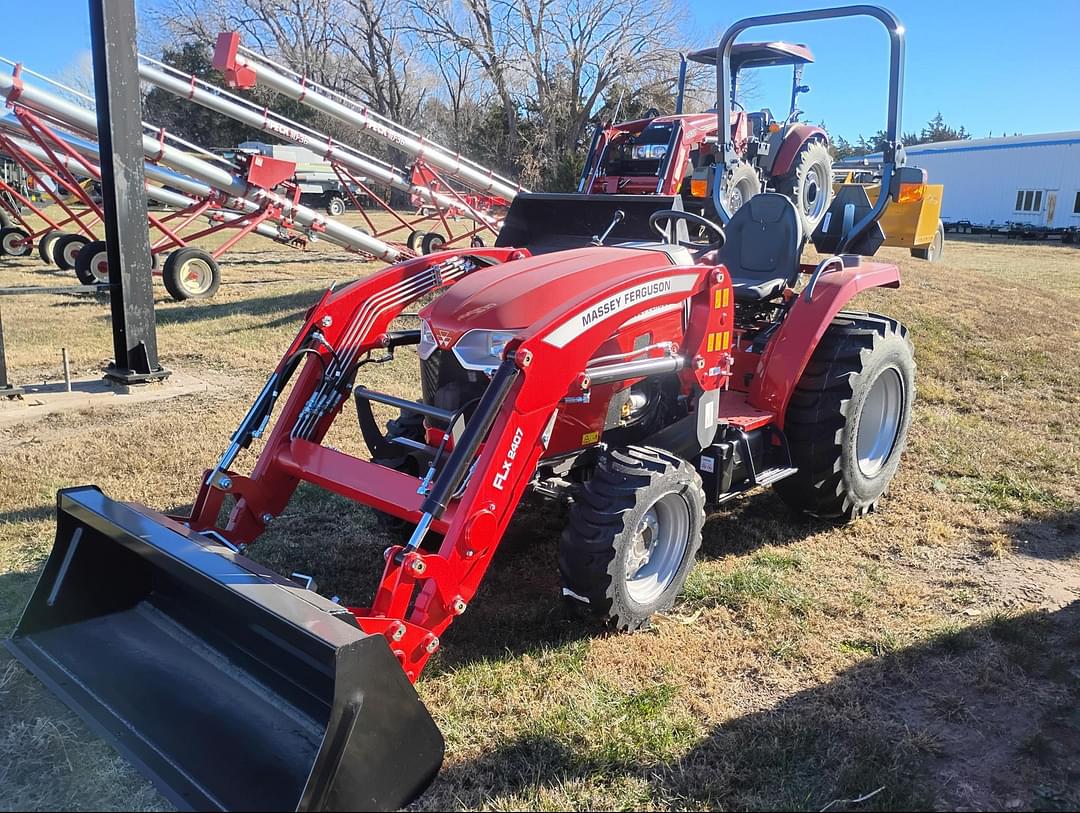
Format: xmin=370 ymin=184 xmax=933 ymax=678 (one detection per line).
xmin=495 ymin=192 xmax=686 ymax=253
xmin=5 ymin=486 xmax=444 ymax=812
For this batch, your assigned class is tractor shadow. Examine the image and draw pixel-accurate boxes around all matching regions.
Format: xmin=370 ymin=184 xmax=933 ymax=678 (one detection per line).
xmin=423 ymin=600 xmax=1080 ymax=811
xmin=432 ymin=491 xmax=825 ymax=674
xmin=1005 ymin=508 xmax=1080 ymax=562
xmin=699 ymin=490 xmax=826 ymax=561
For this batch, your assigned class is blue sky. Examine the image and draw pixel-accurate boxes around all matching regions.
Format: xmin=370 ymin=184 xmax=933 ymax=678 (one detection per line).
xmin=8 ymin=0 xmax=1079 ymax=143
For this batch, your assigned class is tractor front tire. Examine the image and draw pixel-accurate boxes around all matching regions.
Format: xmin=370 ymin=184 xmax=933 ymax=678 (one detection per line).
xmin=559 ymin=446 xmax=705 ymax=630
xmin=162 ymin=247 xmax=221 ymax=301
xmin=911 ymin=221 xmax=945 ymax=262
xmin=720 ymin=160 xmax=760 ymax=216
xmin=774 ymin=313 xmax=915 ymax=520
xmin=776 ymin=139 xmax=834 ymax=235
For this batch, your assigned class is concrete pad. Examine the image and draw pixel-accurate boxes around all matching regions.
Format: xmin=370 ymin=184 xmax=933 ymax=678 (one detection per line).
xmin=0 ymin=368 xmax=209 ymax=427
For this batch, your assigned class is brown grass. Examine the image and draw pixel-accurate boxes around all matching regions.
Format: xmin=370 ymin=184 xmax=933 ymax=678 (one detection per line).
xmin=1 ymin=218 xmax=1078 ymax=811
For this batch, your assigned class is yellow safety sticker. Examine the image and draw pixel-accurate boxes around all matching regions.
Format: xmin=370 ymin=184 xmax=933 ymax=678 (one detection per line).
xmin=582 ymin=431 xmax=600 ymax=445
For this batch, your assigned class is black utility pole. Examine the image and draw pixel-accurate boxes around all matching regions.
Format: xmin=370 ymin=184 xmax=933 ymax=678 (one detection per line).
xmin=89 ymin=0 xmax=168 ymax=384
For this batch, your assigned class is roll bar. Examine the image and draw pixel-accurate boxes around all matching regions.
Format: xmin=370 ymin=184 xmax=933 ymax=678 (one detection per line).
xmin=711 ymin=4 xmax=905 ymax=253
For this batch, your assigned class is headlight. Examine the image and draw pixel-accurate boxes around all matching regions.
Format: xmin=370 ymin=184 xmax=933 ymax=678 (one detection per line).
xmin=631 ymin=144 xmax=668 ymax=160
xmin=418 ymin=319 xmax=437 ymax=360
xmin=452 ymin=329 xmax=518 ymax=371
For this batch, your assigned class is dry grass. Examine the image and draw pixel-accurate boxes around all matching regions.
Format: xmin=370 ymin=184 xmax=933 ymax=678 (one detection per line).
xmin=0 ymin=219 xmax=1078 ymax=811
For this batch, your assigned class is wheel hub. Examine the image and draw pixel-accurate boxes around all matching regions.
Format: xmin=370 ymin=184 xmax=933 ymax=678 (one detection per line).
xmin=624 ymin=493 xmax=690 ymax=605
xmin=182 ymin=258 xmax=213 ymax=295
xmin=856 ymin=366 xmax=905 ymax=477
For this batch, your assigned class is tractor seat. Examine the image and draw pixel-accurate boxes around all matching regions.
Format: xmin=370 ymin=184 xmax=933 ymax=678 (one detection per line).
xmin=717 ymin=193 xmax=803 ymax=303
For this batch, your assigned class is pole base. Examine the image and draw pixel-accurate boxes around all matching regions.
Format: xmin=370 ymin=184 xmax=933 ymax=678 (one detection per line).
xmin=103 ymin=363 xmax=171 ymax=387
xmin=1 ymin=384 xmax=24 ymax=399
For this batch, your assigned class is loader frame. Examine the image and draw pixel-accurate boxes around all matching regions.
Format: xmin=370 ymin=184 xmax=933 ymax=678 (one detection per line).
xmin=181 ymin=241 xmax=899 ymax=679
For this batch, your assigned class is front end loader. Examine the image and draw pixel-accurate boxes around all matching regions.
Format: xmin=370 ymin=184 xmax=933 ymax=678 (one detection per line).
xmin=8 ymin=5 xmax=916 ymax=811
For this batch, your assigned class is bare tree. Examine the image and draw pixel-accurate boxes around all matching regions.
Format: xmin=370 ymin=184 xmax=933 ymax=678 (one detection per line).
xmin=407 ymin=0 xmax=685 ymax=183
xmin=330 ymin=0 xmax=429 ymax=127
xmin=146 ymin=0 xmax=348 ymax=87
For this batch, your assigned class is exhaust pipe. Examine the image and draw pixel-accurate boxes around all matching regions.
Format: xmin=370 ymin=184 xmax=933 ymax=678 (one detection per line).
xmin=6 ymin=486 xmax=443 ymax=812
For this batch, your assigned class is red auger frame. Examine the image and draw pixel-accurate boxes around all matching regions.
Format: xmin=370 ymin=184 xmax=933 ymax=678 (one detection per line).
xmin=0 ymin=102 xmax=309 ymax=279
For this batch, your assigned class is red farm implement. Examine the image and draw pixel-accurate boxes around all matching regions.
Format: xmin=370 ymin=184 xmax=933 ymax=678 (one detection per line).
xmin=8 ymin=6 xmax=920 ymax=811
xmin=204 ymin=36 xmax=525 ymax=252
xmin=0 ymin=61 xmax=407 ymax=299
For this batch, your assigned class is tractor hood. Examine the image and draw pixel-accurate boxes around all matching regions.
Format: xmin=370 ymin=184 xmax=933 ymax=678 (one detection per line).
xmin=420 ymin=245 xmax=683 ymax=348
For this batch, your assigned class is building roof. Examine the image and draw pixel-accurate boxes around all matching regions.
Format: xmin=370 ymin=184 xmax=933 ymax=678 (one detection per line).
xmin=902 ymin=131 xmax=1080 ymax=157
xmin=841 ymin=132 xmax=1080 ymax=166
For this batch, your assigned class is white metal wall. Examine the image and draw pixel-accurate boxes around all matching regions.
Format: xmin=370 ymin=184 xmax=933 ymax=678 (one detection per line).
xmin=904 ymin=132 xmax=1080 ymax=227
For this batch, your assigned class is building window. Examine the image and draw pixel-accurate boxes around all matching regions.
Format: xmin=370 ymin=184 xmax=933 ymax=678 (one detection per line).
xmin=1015 ymin=189 xmax=1043 ymax=213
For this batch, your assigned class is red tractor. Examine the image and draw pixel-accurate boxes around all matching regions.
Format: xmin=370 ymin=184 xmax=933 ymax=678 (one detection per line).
xmin=7 ymin=6 xmax=916 ymax=812
xmin=579 ymin=40 xmax=834 ymax=235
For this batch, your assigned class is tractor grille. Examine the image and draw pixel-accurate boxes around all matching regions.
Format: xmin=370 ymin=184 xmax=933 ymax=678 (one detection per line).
xmin=420 ymin=350 xmax=488 ymax=427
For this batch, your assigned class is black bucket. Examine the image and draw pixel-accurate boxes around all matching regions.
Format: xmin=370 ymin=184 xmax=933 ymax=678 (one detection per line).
xmin=5 ymin=486 xmax=444 ymax=812
xmin=495 ymin=192 xmax=685 ymax=254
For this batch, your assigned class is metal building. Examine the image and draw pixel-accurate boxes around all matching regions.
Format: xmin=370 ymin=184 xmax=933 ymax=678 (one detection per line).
xmin=899 ymin=131 xmax=1080 ymax=230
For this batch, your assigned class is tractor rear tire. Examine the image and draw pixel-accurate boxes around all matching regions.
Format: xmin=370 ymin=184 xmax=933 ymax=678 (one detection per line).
xmin=559 ymin=446 xmax=705 ymax=631
xmin=776 ymin=139 xmax=833 ymax=235
xmin=719 ymin=160 xmax=760 ymax=217
xmin=74 ymin=240 xmax=109 ymax=285
xmin=52 ymin=233 xmax=91 ymax=271
xmin=162 ymin=247 xmax=221 ymax=301
xmin=774 ymin=313 xmax=915 ymax=520
xmin=0 ymin=226 xmax=32 ymax=257
xmin=37 ymin=230 xmax=64 ymax=264
xmin=911 ymin=221 xmax=945 ymax=262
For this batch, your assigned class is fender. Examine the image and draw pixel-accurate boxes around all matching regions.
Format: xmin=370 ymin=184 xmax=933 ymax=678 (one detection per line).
xmin=769 ymin=125 xmax=828 ymax=178
xmin=748 ymin=260 xmax=900 ymax=423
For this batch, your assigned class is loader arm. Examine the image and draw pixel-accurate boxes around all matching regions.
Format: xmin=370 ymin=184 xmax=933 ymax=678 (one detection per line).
xmin=187 ymin=246 xmax=526 ymax=540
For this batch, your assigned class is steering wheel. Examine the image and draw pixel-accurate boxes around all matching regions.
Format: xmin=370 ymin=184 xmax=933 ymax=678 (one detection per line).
xmin=649 ymin=209 xmax=726 ymax=251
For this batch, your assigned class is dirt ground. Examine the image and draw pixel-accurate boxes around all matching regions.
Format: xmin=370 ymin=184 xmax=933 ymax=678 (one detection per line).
xmin=0 ymin=215 xmax=1077 ymax=811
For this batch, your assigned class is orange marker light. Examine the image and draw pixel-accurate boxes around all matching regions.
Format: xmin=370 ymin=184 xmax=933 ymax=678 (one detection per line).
xmin=897 ymin=182 xmax=925 ymax=204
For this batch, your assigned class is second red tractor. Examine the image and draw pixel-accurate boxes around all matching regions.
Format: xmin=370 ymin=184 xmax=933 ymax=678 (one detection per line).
xmin=580 ymin=40 xmax=834 ymax=236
